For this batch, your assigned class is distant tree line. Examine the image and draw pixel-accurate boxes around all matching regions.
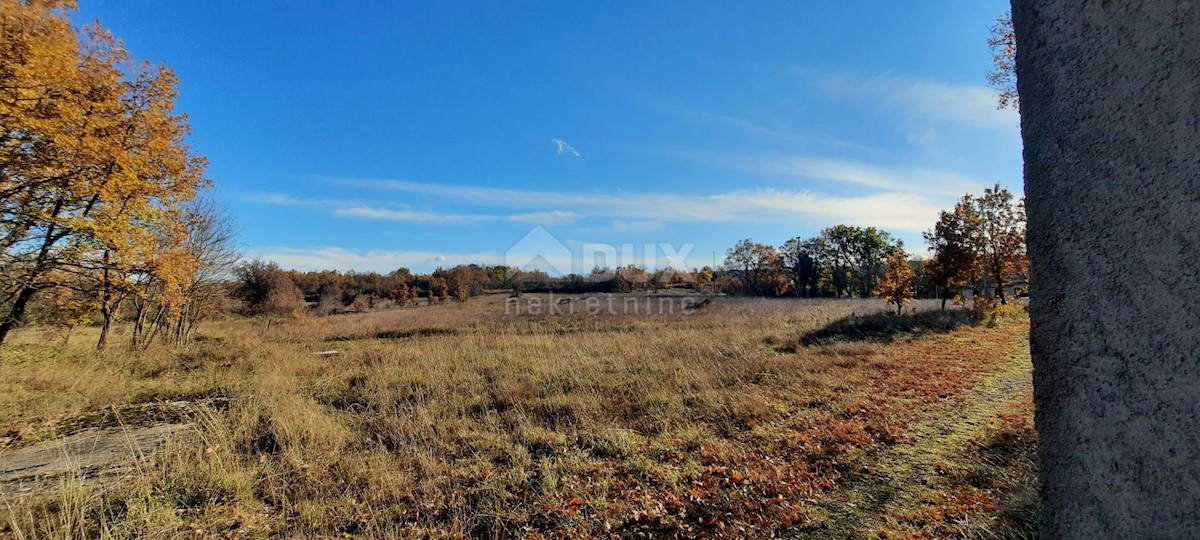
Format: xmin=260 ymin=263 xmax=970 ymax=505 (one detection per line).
xmin=229 ymin=262 xmax=506 ymax=317
xmin=195 ymin=183 xmax=1030 ymax=319
xmin=226 ymin=262 xmax=714 ymax=317
xmin=725 ymin=224 xmax=903 ymax=299
xmin=716 ymin=183 xmax=1028 ymax=310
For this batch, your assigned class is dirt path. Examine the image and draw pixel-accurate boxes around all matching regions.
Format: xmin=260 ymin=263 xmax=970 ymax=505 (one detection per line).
xmin=0 ymin=423 xmax=192 ymax=499
xmin=794 ymin=333 xmax=1033 ymax=538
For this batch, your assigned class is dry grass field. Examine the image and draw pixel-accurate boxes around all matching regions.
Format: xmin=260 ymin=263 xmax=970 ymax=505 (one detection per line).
xmin=0 ymin=295 xmax=1036 ymax=539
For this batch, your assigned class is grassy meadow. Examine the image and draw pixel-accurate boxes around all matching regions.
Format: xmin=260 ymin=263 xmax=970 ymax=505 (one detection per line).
xmin=0 ymin=295 xmax=1036 ymax=539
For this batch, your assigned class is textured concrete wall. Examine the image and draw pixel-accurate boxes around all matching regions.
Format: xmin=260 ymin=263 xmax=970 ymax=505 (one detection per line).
xmin=1013 ymin=1 xmax=1200 ymax=537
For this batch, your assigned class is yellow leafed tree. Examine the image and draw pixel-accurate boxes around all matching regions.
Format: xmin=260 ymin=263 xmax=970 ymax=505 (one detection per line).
xmin=0 ymin=0 xmax=209 ymax=347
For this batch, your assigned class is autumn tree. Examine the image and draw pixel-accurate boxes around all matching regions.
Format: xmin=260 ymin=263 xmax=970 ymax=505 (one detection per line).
xmin=780 ymin=237 xmax=823 ymax=297
xmin=263 ymin=276 xmax=305 ymax=316
xmin=614 ymin=265 xmax=650 ymax=293
xmin=923 ymin=195 xmax=984 ymax=309
xmin=173 ymin=199 xmax=238 ymax=341
xmin=317 ymin=279 xmax=344 ymax=313
xmin=974 ymin=184 xmax=1027 ymax=305
xmin=25 ymin=271 xmax=94 ymax=343
xmin=724 ymin=239 xmax=783 ymax=296
xmin=0 ymin=1 xmax=207 ymax=346
xmin=692 ymin=266 xmax=714 ymax=292
xmin=427 ymin=276 xmax=449 ymax=304
xmin=131 ymin=198 xmax=238 ymax=347
xmin=391 ymin=282 xmax=410 ymax=306
xmin=988 ymin=11 xmax=1018 ymax=111
xmin=445 ymin=264 xmax=489 ymax=301
xmin=817 ymin=225 xmax=901 ymax=298
xmin=1 ymin=0 xmax=105 ymax=342
xmin=389 ymin=267 xmax=413 ymax=282
xmin=876 ymin=249 xmax=916 ymax=315
xmin=908 ymin=258 xmax=936 ymax=299
xmin=509 ymin=268 xmax=550 ymax=293
xmin=232 ymin=260 xmax=305 ymax=316
xmin=349 ymin=294 xmax=370 ymax=312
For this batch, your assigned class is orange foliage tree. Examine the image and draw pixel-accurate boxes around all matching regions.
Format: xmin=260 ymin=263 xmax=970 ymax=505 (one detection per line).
xmin=724 ymin=239 xmax=784 ymax=296
xmin=924 ymin=195 xmax=984 ymax=309
xmin=988 ymin=11 xmax=1018 ymax=111
xmin=974 ymin=184 xmax=1027 ymax=305
xmin=0 ymin=0 xmax=209 ymax=347
xmin=876 ymin=249 xmax=916 ymax=315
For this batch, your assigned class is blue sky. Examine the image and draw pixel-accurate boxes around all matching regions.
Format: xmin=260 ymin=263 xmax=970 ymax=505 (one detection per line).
xmin=77 ymin=1 xmax=1021 ymax=274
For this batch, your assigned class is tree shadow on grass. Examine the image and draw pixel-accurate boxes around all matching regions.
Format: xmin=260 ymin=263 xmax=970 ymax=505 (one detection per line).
xmin=798 ymin=309 xmax=985 ymax=347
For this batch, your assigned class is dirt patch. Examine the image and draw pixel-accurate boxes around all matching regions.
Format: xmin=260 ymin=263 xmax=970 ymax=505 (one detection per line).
xmin=2 ymin=398 xmax=229 ymax=450
xmin=0 ymin=423 xmax=192 ymax=499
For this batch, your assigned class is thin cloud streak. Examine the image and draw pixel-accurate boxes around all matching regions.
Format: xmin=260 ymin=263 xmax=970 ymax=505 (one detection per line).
xmin=511 ymin=210 xmax=578 ymax=225
xmin=332 ymin=206 xmax=494 ymax=225
xmin=610 ymin=219 xmax=664 ymax=233
xmin=322 ymin=177 xmax=947 ymax=231
xmin=818 ymin=73 xmax=1020 ymax=133
xmin=683 ymin=111 xmax=878 ymax=154
xmin=671 ymin=152 xmax=986 ymax=197
xmin=244 ymin=192 xmax=578 ymax=226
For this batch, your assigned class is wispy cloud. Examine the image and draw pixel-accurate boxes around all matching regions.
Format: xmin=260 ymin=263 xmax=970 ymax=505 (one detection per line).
xmin=331 ymin=206 xmax=494 ymax=224
xmin=325 ymin=177 xmax=945 ymax=231
xmin=242 ymin=193 xmax=300 ymax=205
xmin=244 ymin=192 xmax=578 ymax=226
xmin=552 ymin=138 xmax=581 ymax=157
xmin=793 ymin=71 xmax=1023 ymax=181
xmin=818 ymin=73 xmax=1019 ymax=133
xmin=692 ymin=112 xmax=811 ymax=145
xmin=710 ymin=189 xmax=940 ymax=231
xmin=610 ymin=219 xmax=664 ymax=232
xmin=511 ymin=210 xmax=578 ymax=225
xmin=683 ymin=110 xmax=877 ymax=153
xmin=670 ymin=151 xmax=985 ymax=197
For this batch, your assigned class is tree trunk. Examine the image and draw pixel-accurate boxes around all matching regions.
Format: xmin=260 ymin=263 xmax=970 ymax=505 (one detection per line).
xmin=0 ymin=286 xmax=38 ymax=344
xmin=992 ymin=260 xmax=1008 ymax=305
xmin=0 ymin=198 xmax=69 ymax=345
xmin=131 ymin=298 xmax=147 ymax=350
xmin=96 ymin=305 xmax=112 ymax=351
xmin=96 ymin=259 xmax=113 ymax=351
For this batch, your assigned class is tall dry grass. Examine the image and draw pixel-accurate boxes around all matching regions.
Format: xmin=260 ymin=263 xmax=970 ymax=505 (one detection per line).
xmin=0 ymin=295 xmax=1029 ymax=538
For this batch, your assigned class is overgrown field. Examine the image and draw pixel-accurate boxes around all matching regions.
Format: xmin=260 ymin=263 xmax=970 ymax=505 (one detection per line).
xmin=0 ymin=296 xmax=1036 ymax=539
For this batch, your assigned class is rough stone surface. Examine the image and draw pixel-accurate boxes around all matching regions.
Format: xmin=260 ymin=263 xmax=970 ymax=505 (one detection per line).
xmin=0 ymin=424 xmax=191 ymax=498
xmin=1013 ymin=1 xmax=1200 ymax=537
